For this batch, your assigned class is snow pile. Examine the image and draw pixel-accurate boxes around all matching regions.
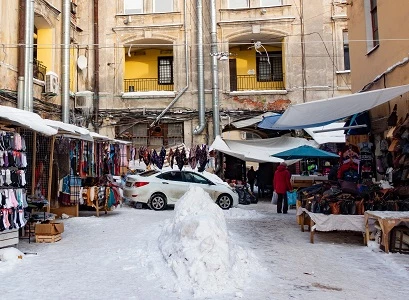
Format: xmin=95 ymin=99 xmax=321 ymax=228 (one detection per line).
xmin=0 ymin=247 xmax=24 ymax=262
xmin=224 ymin=207 xmax=264 ymax=219
xmin=159 ymin=186 xmax=260 ymax=298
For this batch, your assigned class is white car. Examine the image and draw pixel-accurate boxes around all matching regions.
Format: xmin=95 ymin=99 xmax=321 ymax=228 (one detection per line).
xmin=123 ymin=169 xmax=239 ymax=210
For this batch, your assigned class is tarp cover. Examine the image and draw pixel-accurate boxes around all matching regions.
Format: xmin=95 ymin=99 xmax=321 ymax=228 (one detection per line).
xmin=0 ymin=106 xmax=57 ymax=136
xmin=210 ymin=135 xmax=318 ymax=164
xmin=270 ymin=84 xmax=409 ymax=130
xmin=304 ymin=122 xmax=346 ymax=144
xmin=231 ymin=112 xmax=277 ymax=128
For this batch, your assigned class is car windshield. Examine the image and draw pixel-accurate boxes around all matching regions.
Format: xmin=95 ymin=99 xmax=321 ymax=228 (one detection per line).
xmin=139 ymin=170 xmax=160 ymax=177
xmin=184 ymin=172 xmax=211 ymax=184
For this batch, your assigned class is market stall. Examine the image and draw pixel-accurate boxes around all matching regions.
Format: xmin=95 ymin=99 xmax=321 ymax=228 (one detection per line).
xmin=0 ymin=106 xmax=57 ymax=248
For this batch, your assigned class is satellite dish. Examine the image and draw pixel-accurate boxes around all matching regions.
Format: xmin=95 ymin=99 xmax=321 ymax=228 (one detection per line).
xmin=77 ymin=55 xmax=88 ymax=70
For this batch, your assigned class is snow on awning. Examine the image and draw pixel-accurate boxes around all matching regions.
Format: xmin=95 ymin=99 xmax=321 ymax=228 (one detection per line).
xmin=0 ymin=106 xmax=57 ymax=136
xmin=210 ymin=135 xmax=318 ymax=164
xmin=270 ymin=84 xmax=409 ymax=130
xmin=304 ymin=122 xmax=346 ymax=144
xmin=231 ymin=112 xmax=277 ymax=128
xmin=44 ymin=119 xmax=90 ymax=135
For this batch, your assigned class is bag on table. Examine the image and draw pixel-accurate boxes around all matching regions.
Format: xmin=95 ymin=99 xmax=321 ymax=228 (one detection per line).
xmin=271 ymin=191 xmax=278 ymax=205
xmin=286 ymin=190 xmax=297 ymax=206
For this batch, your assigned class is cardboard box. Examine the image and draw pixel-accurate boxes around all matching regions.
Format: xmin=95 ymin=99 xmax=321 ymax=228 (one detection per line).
xmin=35 ymin=221 xmax=64 ymax=236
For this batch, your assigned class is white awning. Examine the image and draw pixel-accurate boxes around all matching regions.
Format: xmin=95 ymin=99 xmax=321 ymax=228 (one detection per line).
xmin=0 ymin=106 xmax=57 ymax=136
xmin=44 ymin=119 xmax=90 ymax=135
xmin=210 ymin=135 xmax=318 ymax=164
xmin=231 ymin=112 xmax=277 ymax=128
xmin=271 ymin=84 xmax=409 ymax=130
xmin=304 ymin=122 xmax=346 ymax=144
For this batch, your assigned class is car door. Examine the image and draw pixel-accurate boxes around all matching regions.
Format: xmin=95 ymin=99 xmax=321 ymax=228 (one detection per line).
xmin=183 ymin=171 xmax=217 ymax=200
xmin=156 ymin=171 xmax=189 ymax=203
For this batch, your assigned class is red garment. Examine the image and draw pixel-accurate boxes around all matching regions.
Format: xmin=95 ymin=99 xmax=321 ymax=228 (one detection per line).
xmin=273 ymin=165 xmax=292 ymax=193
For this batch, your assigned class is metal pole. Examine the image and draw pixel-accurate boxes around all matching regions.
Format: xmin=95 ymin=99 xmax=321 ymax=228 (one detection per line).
xmin=193 ymin=0 xmax=206 ymax=135
xmin=210 ymin=0 xmax=220 ymax=139
xmin=23 ymin=0 xmax=34 ymax=111
xmin=62 ymin=0 xmax=71 ymax=123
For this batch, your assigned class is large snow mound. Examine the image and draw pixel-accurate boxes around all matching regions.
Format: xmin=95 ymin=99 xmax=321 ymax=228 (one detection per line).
xmin=158 ymin=186 xmax=260 ymax=298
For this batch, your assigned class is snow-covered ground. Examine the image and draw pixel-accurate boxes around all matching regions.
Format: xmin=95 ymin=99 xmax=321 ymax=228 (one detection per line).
xmin=1 ymin=188 xmax=409 ymax=300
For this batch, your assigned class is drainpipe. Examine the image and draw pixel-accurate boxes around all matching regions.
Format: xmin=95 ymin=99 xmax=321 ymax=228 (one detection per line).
xmin=193 ymin=0 xmax=206 ymax=135
xmin=17 ymin=0 xmax=26 ymax=109
xmin=210 ymin=0 xmax=220 ymax=139
xmin=62 ymin=0 xmax=71 ymax=123
xmin=150 ymin=0 xmax=190 ymax=127
xmin=23 ymin=0 xmax=34 ymax=111
xmin=93 ymin=0 xmax=100 ymax=131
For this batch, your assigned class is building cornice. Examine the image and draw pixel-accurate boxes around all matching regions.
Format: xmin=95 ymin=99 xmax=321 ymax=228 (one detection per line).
xmin=218 ymin=16 xmax=296 ymax=26
xmin=113 ymin=24 xmax=183 ymax=31
xmin=37 ymin=0 xmax=61 ymax=17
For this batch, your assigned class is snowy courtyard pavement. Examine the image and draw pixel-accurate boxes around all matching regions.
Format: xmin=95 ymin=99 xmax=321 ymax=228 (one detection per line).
xmin=1 ymin=196 xmax=409 ymax=300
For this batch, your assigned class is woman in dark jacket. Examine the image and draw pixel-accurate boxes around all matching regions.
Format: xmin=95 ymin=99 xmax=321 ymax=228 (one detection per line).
xmin=273 ymin=162 xmax=293 ymax=214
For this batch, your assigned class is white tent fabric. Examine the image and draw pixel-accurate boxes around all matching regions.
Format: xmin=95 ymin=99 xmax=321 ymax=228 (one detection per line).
xmin=44 ymin=119 xmax=90 ymax=135
xmin=210 ymin=135 xmax=318 ymax=164
xmin=271 ymin=84 xmax=409 ymax=129
xmin=0 ymin=106 xmax=57 ymax=136
xmin=231 ymin=112 xmax=277 ymax=128
xmin=304 ymin=122 xmax=346 ymax=144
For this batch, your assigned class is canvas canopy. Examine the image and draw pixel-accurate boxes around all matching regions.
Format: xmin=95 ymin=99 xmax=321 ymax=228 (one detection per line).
xmin=269 ymin=84 xmax=409 ymax=130
xmin=231 ymin=112 xmax=277 ymax=128
xmin=304 ymin=122 xmax=346 ymax=144
xmin=210 ymin=135 xmax=318 ymax=164
xmin=0 ymin=106 xmax=57 ymax=136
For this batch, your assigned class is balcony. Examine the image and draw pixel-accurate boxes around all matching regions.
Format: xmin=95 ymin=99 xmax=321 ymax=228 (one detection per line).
xmin=33 ymin=58 xmax=47 ymax=81
xmin=124 ymin=78 xmax=174 ymax=92
xmin=231 ymin=74 xmax=285 ymax=91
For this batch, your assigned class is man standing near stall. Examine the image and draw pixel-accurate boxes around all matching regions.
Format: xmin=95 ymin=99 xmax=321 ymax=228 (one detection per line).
xmin=247 ymin=166 xmax=256 ymax=193
xmin=273 ymin=162 xmax=293 ymax=214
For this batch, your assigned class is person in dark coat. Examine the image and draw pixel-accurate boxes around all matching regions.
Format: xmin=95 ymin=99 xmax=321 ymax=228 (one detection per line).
xmin=273 ymin=162 xmax=293 ymax=214
xmin=247 ymin=166 xmax=256 ymax=193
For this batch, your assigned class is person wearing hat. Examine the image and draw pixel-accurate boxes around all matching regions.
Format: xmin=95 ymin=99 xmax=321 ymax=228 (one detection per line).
xmin=273 ymin=162 xmax=293 ymax=214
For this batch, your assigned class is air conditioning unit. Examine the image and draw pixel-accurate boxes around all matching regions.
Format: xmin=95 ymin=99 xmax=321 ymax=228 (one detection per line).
xmin=45 ymin=72 xmax=59 ymax=94
xmin=75 ymin=91 xmax=94 ymax=109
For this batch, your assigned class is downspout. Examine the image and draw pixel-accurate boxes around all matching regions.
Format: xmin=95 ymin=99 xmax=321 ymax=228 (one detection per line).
xmin=62 ymin=0 xmax=71 ymax=123
xmin=193 ymin=0 xmax=206 ymax=134
xmin=93 ymin=0 xmax=100 ymax=131
xmin=150 ymin=0 xmax=190 ymax=127
xmin=300 ymin=0 xmax=307 ymax=103
xmin=17 ymin=0 xmax=26 ymax=109
xmin=23 ymin=0 xmax=34 ymax=111
xmin=210 ymin=0 xmax=220 ymax=139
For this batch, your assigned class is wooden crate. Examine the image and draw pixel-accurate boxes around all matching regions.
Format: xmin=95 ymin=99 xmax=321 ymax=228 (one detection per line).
xmin=35 ymin=233 xmax=62 ymax=243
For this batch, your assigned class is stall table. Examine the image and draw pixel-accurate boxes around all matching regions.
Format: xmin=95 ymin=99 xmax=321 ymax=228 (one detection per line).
xmin=364 ymin=211 xmax=409 ymax=253
xmin=297 ymin=207 xmax=365 ymax=243
xmin=291 ymin=175 xmax=328 ymax=189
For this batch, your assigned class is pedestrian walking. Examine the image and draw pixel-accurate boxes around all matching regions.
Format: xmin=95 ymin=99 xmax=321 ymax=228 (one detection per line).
xmin=256 ymin=168 xmax=265 ymax=198
xmin=273 ymin=162 xmax=292 ymax=214
xmin=247 ymin=166 xmax=256 ymax=193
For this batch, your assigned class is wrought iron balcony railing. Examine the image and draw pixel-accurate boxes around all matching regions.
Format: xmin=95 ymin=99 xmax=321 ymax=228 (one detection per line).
xmin=231 ymin=74 xmax=285 ymax=91
xmin=33 ymin=58 xmax=47 ymax=81
xmin=124 ymin=78 xmax=174 ymax=92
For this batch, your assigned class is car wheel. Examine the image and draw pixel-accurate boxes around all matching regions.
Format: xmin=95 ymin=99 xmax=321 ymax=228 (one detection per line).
xmin=217 ymin=194 xmax=232 ymax=210
xmin=150 ymin=193 xmax=167 ymax=211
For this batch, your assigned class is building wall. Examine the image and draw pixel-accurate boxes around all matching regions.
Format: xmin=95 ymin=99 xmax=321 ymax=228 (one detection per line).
xmin=1 ymin=1 xmax=352 ymax=147
xmin=0 ymin=0 xmax=19 ymax=92
xmin=347 ymin=0 xmax=409 ymax=127
xmin=74 ymin=0 xmax=351 ymax=146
